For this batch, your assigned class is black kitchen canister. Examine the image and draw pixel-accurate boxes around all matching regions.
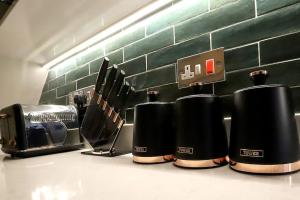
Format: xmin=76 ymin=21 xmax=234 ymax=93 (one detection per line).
xmin=229 ymin=70 xmax=300 ymax=174
xmin=132 ymin=91 xmax=175 ymax=163
xmin=174 ymin=94 xmax=228 ymax=168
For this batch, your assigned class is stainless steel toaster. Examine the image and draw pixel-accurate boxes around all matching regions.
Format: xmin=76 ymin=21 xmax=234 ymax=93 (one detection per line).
xmin=0 ymin=104 xmax=83 ymax=157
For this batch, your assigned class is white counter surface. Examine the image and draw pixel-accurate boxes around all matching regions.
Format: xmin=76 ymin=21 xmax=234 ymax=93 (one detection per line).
xmin=0 ymin=150 xmax=299 ymax=200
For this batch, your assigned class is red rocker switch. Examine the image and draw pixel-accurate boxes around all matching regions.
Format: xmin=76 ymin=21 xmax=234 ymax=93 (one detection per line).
xmin=206 ymin=59 xmax=215 ymax=75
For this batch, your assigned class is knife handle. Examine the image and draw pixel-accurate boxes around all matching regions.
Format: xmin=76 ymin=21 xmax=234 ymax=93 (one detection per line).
xmin=119 ymin=86 xmax=134 ymax=111
xmin=107 ymin=69 xmax=125 ymax=107
xmin=95 ymin=57 xmax=109 ymax=93
xmin=102 ymin=65 xmax=118 ymax=100
xmin=114 ymin=82 xmax=130 ymax=113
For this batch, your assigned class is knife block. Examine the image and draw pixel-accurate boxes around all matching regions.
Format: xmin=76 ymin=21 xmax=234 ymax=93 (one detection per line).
xmin=81 ymin=91 xmax=126 ymax=157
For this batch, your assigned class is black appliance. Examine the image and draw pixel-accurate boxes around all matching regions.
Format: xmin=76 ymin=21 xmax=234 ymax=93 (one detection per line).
xmin=132 ymin=91 xmax=175 ymax=163
xmin=229 ymin=70 xmax=300 ymax=174
xmin=0 ymin=104 xmax=82 ymax=157
xmin=174 ymin=94 xmax=228 ymax=168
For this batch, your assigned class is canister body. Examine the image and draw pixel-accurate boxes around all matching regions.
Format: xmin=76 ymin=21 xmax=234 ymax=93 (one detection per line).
xmin=133 ymin=102 xmax=175 ymax=163
xmin=175 ymin=94 xmax=228 ymax=168
xmin=229 ymin=85 xmax=300 ymax=174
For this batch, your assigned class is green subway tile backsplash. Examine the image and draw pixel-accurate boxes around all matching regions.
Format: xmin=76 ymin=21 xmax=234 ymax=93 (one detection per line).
xmin=212 ymin=3 xmax=300 ymax=49
xmin=47 ymin=70 xmax=56 ymax=81
xmin=56 ymin=58 xmax=76 ymax=77
xmin=105 ymin=26 xmax=145 ymax=53
xmin=90 ymin=57 xmax=104 ymax=74
xmin=49 ymin=75 xmax=65 ymax=90
xmin=76 ymin=45 xmax=104 ymax=67
xmin=224 ymin=44 xmax=259 ymax=72
xmin=146 ymin=0 xmax=208 ymax=35
xmin=53 ymin=96 xmax=67 ymax=105
xmin=292 ymin=87 xmax=300 ymax=112
xmin=57 ymin=82 xmax=76 ymax=97
xmin=125 ymin=64 xmax=176 ymax=91
xmin=124 ymin=28 xmax=174 ymax=61
xmin=257 ymin=0 xmax=300 ymax=15
xmin=150 ymin=83 xmax=213 ymax=102
xmin=66 ymin=65 xmax=89 ymax=83
xmin=260 ymin=32 xmax=300 ymax=65
xmin=126 ymin=90 xmax=148 ymax=108
xmin=210 ymin=0 xmax=238 ymax=10
xmin=147 ymin=34 xmax=210 ymax=70
xmin=106 ymin=49 xmax=123 ymax=66
xmin=125 ymin=109 xmax=134 ymax=124
xmin=118 ymin=56 xmax=146 ymax=77
xmin=40 ymin=89 xmax=56 ymax=104
xmin=175 ymin=0 xmax=255 ymax=43
xmin=40 ymin=0 xmax=300 ymax=120
xmin=215 ymin=59 xmax=300 ymax=95
xmin=77 ymin=73 xmax=98 ymax=90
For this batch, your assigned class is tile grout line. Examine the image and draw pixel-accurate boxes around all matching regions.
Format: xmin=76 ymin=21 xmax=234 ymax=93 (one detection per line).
xmin=125 ymin=63 xmax=176 ymax=79
xmin=145 ymin=54 xmax=148 ymax=71
xmin=135 ymin=80 xmax=178 ymax=93
xmin=144 ymin=23 xmax=147 ymax=37
xmin=226 ymin=57 xmax=300 ymax=74
xmin=209 ymin=32 xmax=212 ymax=50
xmin=257 ymin=41 xmax=261 ymax=66
xmin=254 ymin=0 xmax=258 ymax=17
xmin=172 ymin=25 xmax=176 ymax=44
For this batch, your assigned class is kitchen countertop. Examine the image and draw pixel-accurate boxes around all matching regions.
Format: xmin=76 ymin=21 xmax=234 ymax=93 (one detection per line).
xmin=0 ymin=150 xmax=299 ymax=200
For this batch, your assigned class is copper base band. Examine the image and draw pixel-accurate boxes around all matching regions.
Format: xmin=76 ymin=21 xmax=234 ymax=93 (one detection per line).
xmin=174 ymin=156 xmax=228 ymax=168
xmin=229 ymin=159 xmax=300 ymax=174
xmin=133 ymin=155 xmax=174 ymax=164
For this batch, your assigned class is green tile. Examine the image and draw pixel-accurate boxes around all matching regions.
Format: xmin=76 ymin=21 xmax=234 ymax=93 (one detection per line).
xmin=49 ymin=75 xmax=65 ymax=90
xmin=291 ymin=87 xmax=300 ymax=112
xmin=125 ymin=64 xmax=176 ymax=91
xmin=210 ymin=0 xmax=238 ymax=9
xmin=105 ymin=27 xmax=145 ymax=53
xmin=124 ymin=28 xmax=174 ymax=61
xmin=107 ymin=49 xmax=123 ymax=66
xmin=66 ymin=65 xmax=89 ymax=83
xmin=57 ymin=82 xmax=76 ymax=97
xmin=118 ymin=56 xmax=146 ymax=77
xmin=126 ymin=90 xmax=147 ymax=108
xmin=42 ymin=82 xmax=49 ymax=92
xmin=212 ymin=3 xmax=300 ymax=49
xmin=260 ymin=32 xmax=300 ymax=65
xmin=47 ymin=69 xmax=56 ymax=81
xmin=224 ymin=44 xmax=259 ymax=72
xmin=147 ymin=34 xmax=210 ymax=70
xmin=89 ymin=50 xmax=122 ymax=74
xmin=125 ymin=108 xmax=134 ymax=123
xmin=215 ymin=59 xmax=300 ymax=95
xmin=77 ymin=73 xmax=98 ymax=89
xmin=149 ymin=83 xmax=213 ymax=102
xmin=257 ymin=0 xmax=300 ymax=15
xmin=56 ymin=58 xmax=76 ymax=77
xmin=146 ymin=0 xmax=208 ymax=35
xmin=39 ymin=89 xmax=56 ymax=104
xmin=76 ymin=45 xmax=104 ymax=67
xmin=175 ymin=0 xmax=255 ymax=43
xmin=90 ymin=57 xmax=105 ymax=74
xmin=53 ymin=96 xmax=67 ymax=105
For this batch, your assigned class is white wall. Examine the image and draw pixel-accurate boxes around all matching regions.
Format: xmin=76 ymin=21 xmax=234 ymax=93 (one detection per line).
xmin=0 ymin=57 xmax=47 ymax=109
